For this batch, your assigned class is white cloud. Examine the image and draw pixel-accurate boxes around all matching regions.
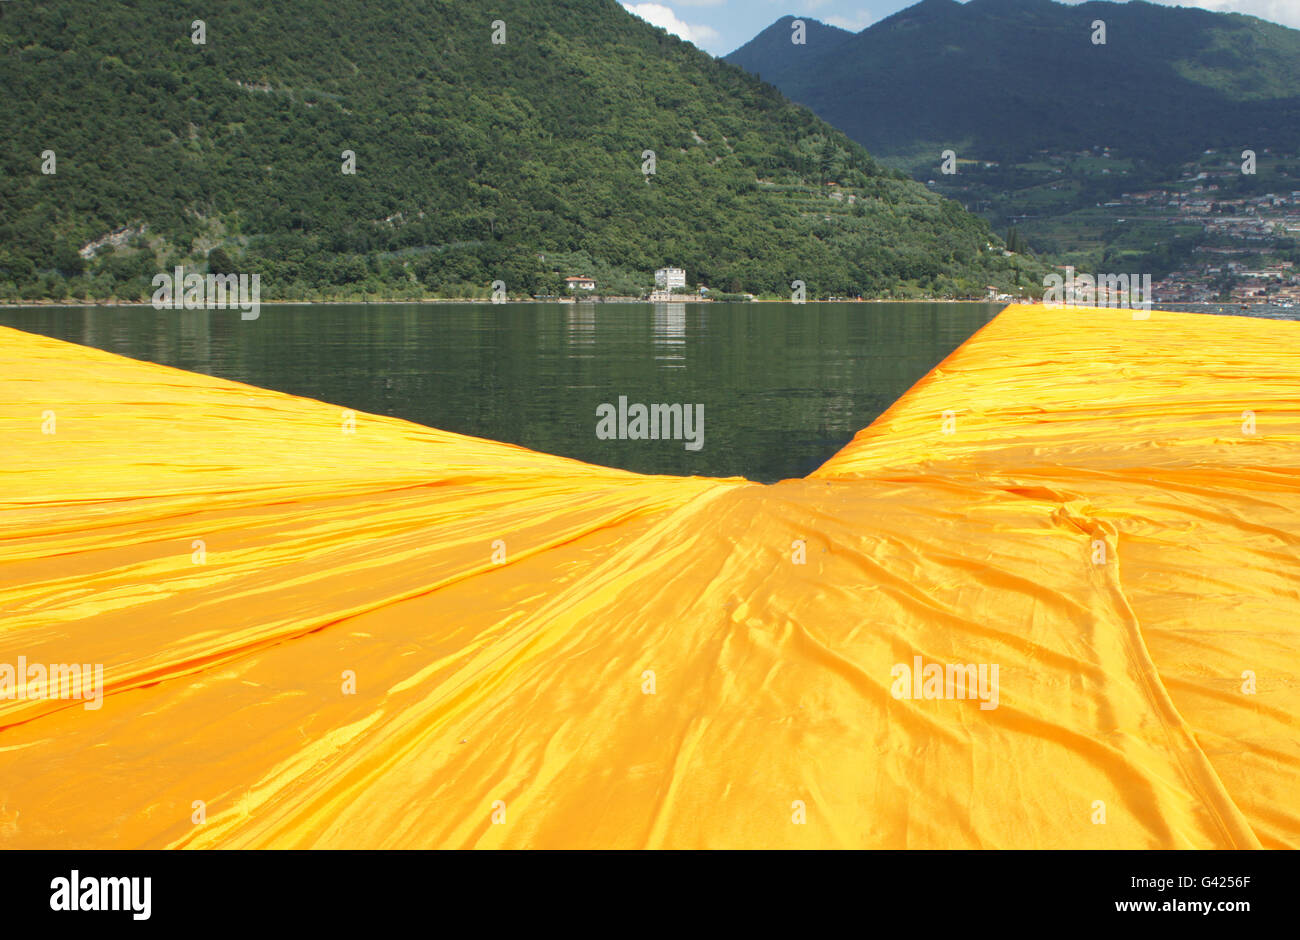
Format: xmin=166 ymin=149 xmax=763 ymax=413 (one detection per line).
xmin=1180 ymin=1 xmax=1300 ymax=29
xmin=1055 ymin=0 xmax=1300 ymax=30
xmin=621 ymin=3 xmax=721 ymax=45
xmin=824 ymin=9 xmax=878 ymax=32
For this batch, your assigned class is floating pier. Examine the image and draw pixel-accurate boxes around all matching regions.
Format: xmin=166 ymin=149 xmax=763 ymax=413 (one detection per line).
xmin=1 ymin=304 xmax=1297 ymax=848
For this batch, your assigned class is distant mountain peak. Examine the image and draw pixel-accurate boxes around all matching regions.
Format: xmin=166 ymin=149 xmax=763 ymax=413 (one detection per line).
xmin=901 ymin=0 xmax=962 ymax=12
xmin=724 ymin=14 xmax=853 ymax=69
xmin=725 ymin=0 xmax=1300 ymax=159
xmin=963 ymin=0 xmax=1063 ymax=9
xmin=750 ymin=13 xmax=850 ymax=34
xmin=876 ymin=0 xmax=962 ymax=29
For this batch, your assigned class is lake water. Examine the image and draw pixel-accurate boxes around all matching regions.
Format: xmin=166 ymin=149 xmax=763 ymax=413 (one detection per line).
xmin=1 ymin=302 xmax=1005 ymax=482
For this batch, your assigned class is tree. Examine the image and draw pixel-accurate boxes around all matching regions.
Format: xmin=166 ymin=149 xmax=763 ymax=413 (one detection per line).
xmin=207 ymin=247 xmax=237 ymax=275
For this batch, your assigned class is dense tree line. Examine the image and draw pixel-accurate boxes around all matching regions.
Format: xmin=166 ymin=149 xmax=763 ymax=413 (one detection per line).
xmin=0 ymin=0 xmax=1045 ymax=303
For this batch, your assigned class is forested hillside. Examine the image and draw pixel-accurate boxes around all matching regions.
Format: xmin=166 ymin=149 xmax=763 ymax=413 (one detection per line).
xmin=0 ymin=0 xmax=1044 ymax=302
xmin=726 ymin=0 xmax=1300 ymax=163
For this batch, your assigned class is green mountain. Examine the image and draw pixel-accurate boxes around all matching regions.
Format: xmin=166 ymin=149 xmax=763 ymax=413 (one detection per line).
xmin=725 ymin=0 xmax=1300 ymax=277
xmin=725 ymin=15 xmax=852 ymax=84
xmin=0 ymin=0 xmax=1044 ymax=303
xmin=726 ymin=0 xmax=1300 ymax=163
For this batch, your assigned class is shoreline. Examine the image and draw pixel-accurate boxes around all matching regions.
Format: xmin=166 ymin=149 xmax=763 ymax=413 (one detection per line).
xmin=1 ymin=299 xmax=1294 ymax=315
xmin=0 ymin=297 xmax=1035 ymax=308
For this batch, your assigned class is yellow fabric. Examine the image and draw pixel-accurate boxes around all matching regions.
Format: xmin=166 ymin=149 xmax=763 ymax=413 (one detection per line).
xmin=1 ymin=303 xmax=1296 ymax=849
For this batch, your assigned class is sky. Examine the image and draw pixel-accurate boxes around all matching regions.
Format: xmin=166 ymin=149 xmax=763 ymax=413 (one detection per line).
xmin=619 ymin=0 xmax=1300 ymax=56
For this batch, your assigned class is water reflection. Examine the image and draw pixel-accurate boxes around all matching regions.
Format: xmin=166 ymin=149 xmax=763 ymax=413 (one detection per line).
xmin=1 ymin=302 xmax=1005 ymax=482
xmin=565 ymin=304 xmax=595 ymax=354
xmin=652 ymin=302 xmax=686 ymax=369
xmin=177 ymin=309 xmax=211 ymax=368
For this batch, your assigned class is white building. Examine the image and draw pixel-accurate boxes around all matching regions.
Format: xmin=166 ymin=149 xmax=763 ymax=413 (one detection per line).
xmin=654 ymin=267 xmax=686 ymax=290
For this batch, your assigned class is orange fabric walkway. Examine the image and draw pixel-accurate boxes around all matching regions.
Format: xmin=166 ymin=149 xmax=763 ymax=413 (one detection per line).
xmin=1 ymin=303 xmax=1296 ymax=848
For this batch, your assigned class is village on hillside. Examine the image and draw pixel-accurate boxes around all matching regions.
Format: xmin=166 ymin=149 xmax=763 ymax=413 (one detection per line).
xmin=925 ymin=148 xmax=1300 ymax=306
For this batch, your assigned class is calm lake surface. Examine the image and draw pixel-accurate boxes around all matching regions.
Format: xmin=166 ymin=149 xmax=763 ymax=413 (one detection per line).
xmin=2 ymin=302 xmax=1005 ymax=482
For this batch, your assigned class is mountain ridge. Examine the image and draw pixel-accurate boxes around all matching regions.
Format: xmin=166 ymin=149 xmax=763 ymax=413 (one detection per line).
xmin=725 ymin=0 xmax=1300 ymax=161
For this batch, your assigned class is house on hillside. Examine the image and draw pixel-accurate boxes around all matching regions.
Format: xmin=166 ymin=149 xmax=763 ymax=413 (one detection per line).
xmin=565 ymin=276 xmax=596 ymax=292
xmin=654 ymin=267 xmax=686 ymax=290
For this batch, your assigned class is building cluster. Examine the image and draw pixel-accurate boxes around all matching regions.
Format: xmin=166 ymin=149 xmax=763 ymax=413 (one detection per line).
xmin=1112 ymin=187 xmax=1300 ymax=238
xmin=1109 ymin=161 xmax=1300 ymax=303
xmin=558 ymin=266 xmax=708 ymax=302
xmin=1154 ymin=260 xmax=1300 ymax=305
